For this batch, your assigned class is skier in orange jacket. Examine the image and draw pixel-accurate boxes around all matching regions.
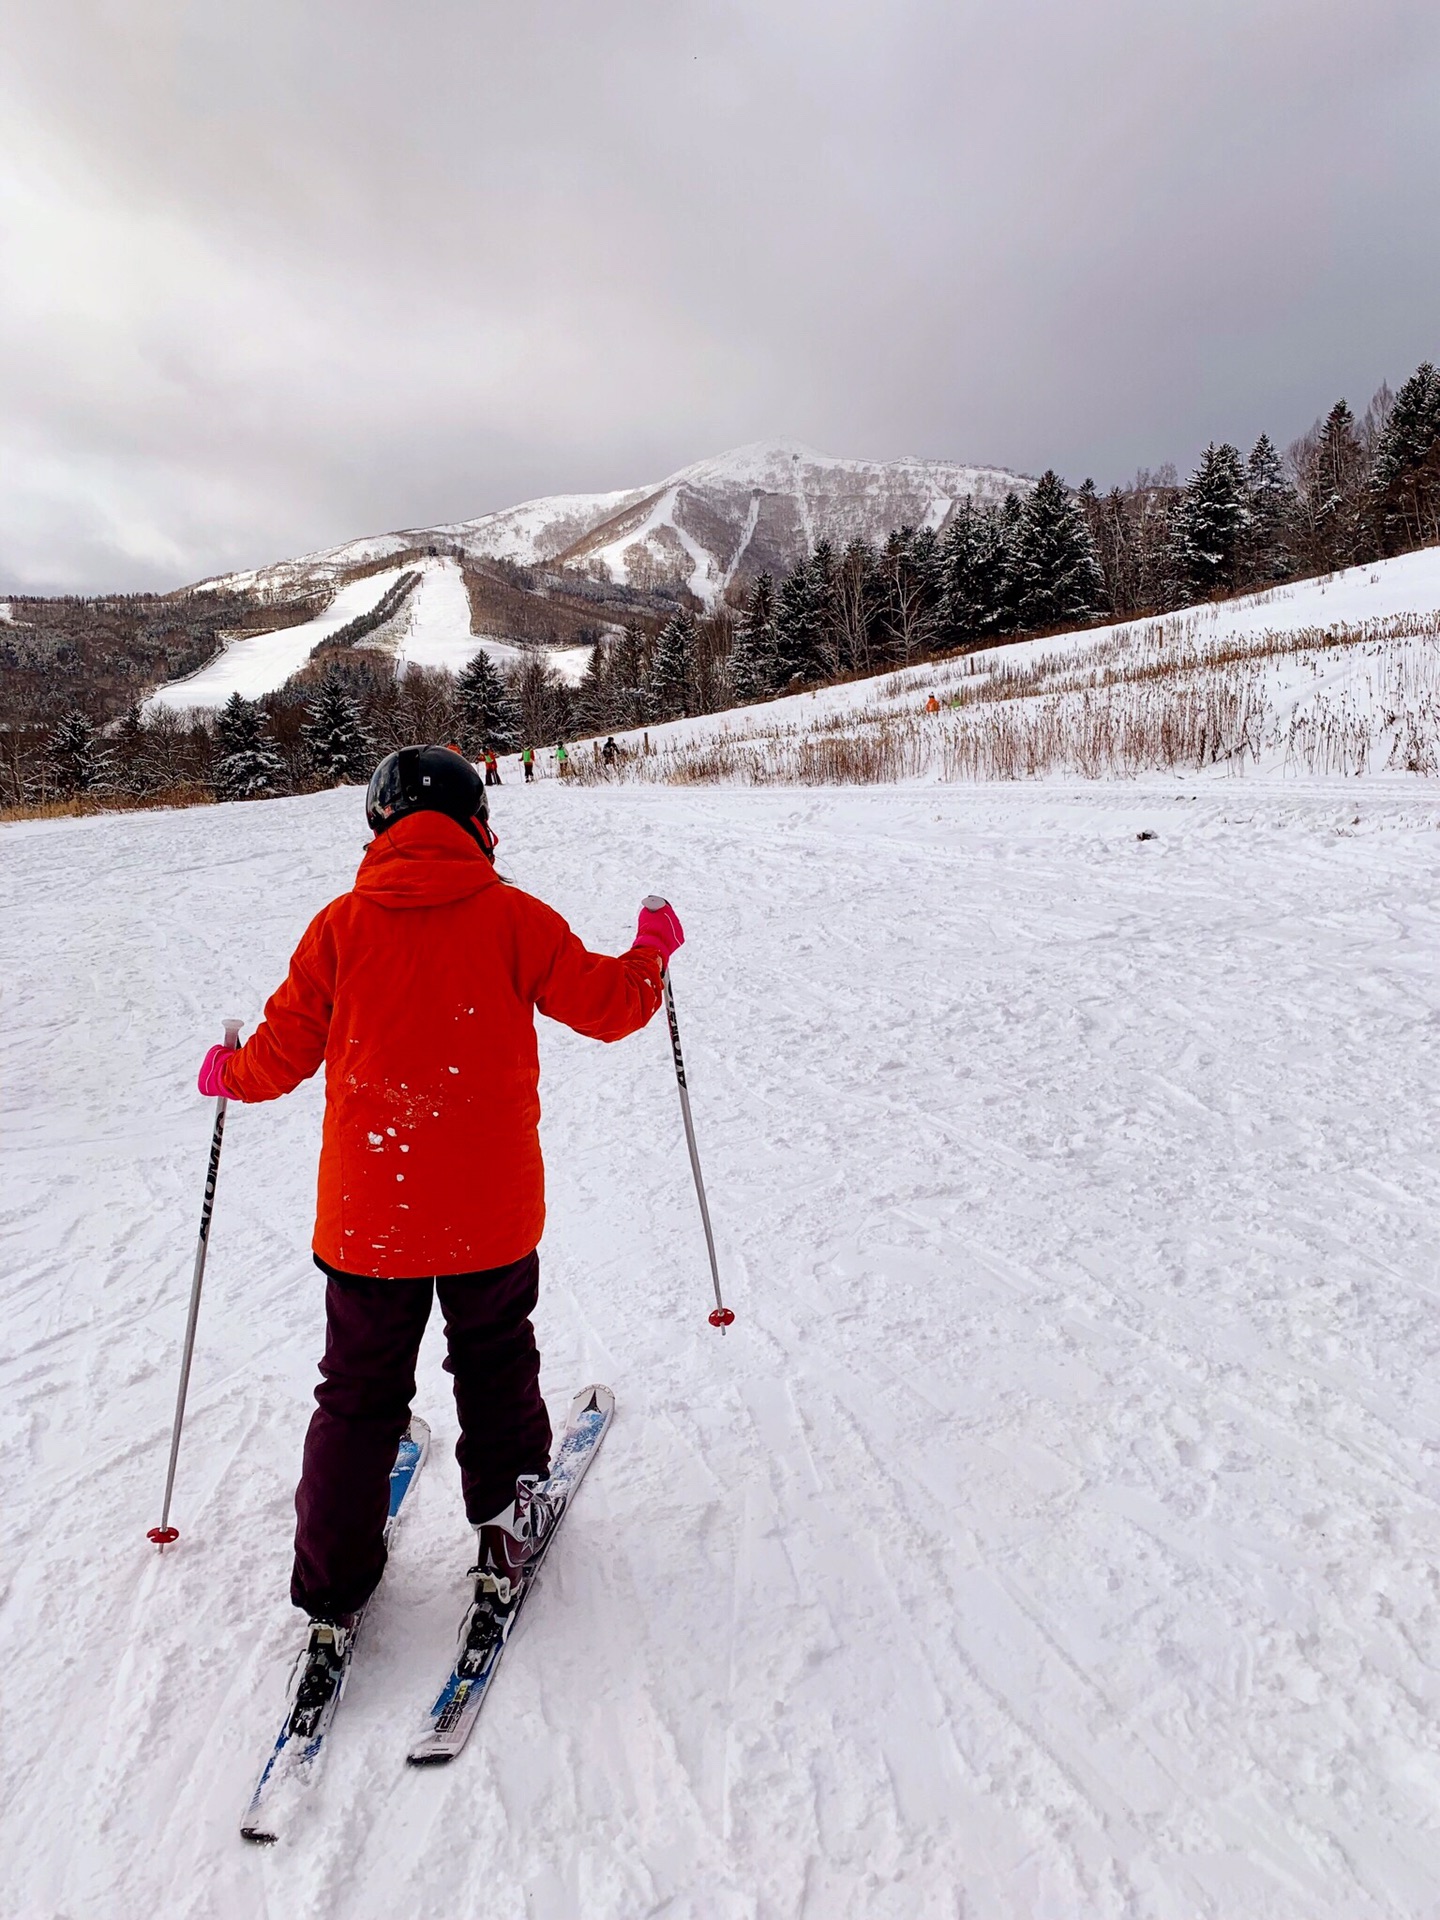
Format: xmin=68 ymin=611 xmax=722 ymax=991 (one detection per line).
xmin=196 ymin=746 xmax=683 ymax=1630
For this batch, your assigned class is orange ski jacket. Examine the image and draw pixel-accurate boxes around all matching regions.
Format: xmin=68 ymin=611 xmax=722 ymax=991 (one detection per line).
xmin=220 ymin=811 xmax=664 ymax=1277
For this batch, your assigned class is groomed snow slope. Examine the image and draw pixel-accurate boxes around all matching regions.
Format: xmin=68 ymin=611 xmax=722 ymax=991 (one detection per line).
xmin=148 ymin=560 xmax=571 ymax=713
xmin=392 ymin=562 xmax=594 ymax=688
xmin=3 ymin=777 xmax=1439 ymax=1918
xmin=147 ymin=568 xmax=416 ymax=712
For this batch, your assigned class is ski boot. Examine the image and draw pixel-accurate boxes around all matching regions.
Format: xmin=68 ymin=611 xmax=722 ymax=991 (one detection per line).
xmin=457 ymin=1474 xmax=560 ymax=1676
xmin=287 ymin=1615 xmax=357 ymax=1738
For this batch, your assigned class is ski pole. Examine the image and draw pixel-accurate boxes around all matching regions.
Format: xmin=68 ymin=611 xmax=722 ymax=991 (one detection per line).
xmin=644 ymin=898 xmax=733 ymax=1332
xmin=148 ymin=1017 xmax=242 ymax=1548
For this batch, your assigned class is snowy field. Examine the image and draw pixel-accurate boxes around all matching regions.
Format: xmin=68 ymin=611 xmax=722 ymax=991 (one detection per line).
xmin=4 ymin=775 xmax=1440 ymax=1919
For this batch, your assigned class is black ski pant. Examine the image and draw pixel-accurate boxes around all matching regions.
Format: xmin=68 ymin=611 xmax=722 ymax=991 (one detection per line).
xmin=291 ymin=1251 xmax=551 ymax=1619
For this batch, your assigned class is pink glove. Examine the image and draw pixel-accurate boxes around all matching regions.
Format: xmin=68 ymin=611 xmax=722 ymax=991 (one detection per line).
xmin=197 ymin=1042 xmax=238 ymax=1099
xmin=633 ymin=896 xmax=684 ymax=963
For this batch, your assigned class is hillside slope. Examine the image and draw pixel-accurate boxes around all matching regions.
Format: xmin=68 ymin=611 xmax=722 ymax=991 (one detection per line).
xmin=148 ymin=560 xmax=596 ymax=713
xmin=563 ymin=546 xmax=1440 ymax=786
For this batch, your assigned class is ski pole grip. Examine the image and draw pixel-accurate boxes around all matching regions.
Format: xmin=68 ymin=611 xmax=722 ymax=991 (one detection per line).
xmin=223 ymin=1018 xmax=243 ymax=1048
xmin=642 ymin=895 xmax=668 ymax=911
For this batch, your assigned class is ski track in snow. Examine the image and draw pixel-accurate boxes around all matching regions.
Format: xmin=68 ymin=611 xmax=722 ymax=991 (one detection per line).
xmin=3 ymin=780 xmax=1440 ymax=1918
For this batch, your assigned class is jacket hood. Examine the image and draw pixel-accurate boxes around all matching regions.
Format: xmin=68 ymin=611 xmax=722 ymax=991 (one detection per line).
xmin=354 ymin=810 xmax=499 ymax=910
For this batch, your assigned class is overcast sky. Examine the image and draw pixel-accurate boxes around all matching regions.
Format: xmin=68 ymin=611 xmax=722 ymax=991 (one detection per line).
xmin=4 ymin=0 xmax=1439 ymax=592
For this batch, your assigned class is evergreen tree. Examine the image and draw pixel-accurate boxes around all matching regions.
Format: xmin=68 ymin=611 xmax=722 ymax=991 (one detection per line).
xmin=773 ymin=556 xmax=827 ymax=684
xmin=611 ymin=623 xmax=652 ymax=727
xmin=648 ymin=609 xmax=698 ymax=719
xmin=995 ymin=492 xmax=1029 ymax=632
xmin=809 ymin=539 xmax=842 ymax=677
xmin=1302 ymin=400 xmax=1369 ymax=570
xmin=1370 ymin=361 xmax=1440 ymax=553
xmin=46 ymin=709 xmax=113 ymax=796
xmin=1015 ymin=472 xmax=1107 ymax=629
xmin=940 ymin=500 xmax=1013 ymax=641
xmin=301 ymin=671 xmax=370 ymax=785
xmin=728 ymin=574 xmax=780 ymax=701
xmin=1240 ymin=434 xmax=1297 ymax=585
xmin=1169 ymin=443 xmax=1249 ymax=598
xmin=111 ymin=706 xmax=158 ymax=797
xmin=455 ymin=649 xmax=520 ymax=752
xmin=215 ymin=691 xmax=285 ymax=800
xmin=572 ymin=642 xmax=611 ymax=738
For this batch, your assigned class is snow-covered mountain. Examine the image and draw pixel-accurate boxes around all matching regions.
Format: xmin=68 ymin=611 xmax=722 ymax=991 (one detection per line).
xmin=201 ymin=440 xmax=1029 ymax=607
xmin=542 ymin=442 xmax=1026 ymax=602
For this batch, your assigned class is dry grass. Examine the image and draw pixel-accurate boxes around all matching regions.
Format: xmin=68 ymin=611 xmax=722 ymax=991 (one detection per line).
xmin=0 ymin=785 xmax=216 ymax=825
xmin=571 ymin=615 xmax=1440 ymax=787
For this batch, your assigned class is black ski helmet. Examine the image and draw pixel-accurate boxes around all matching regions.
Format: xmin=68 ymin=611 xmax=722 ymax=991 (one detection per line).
xmin=365 ymin=745 xmax=495 ymax=856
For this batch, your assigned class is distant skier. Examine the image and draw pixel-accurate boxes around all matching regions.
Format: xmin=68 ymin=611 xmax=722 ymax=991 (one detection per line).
xmin=195 ymin=746 xmax=683 ymax=1698
xmin=601 ymin=736 xmax=619 ymax=768
xmin=522 ymin=746 xmax=534 ymax=783
xmin=554 ymin=742 xmax=570 ymax=778
xmin=483 ymin=748 xmax=501 ymax=787
xmin=925 ymin=694 xmax=940 ymax=714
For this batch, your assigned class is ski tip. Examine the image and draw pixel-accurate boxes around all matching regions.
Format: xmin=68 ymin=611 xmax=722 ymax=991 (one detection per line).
xmin=577 ymin=1385 xmax=614 ymax=1417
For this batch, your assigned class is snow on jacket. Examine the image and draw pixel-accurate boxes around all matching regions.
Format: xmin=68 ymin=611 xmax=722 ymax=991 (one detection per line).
xmin=221 ymin=810 xmax=664 ymax=1277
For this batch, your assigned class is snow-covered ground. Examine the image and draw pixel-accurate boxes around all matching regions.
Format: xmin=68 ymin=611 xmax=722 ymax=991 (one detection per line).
xmin=4 ymin=773 xmax=1439 ymax=1918
xmin=146 ymin=567 xmax=417 ymax=713
xmin=147 ymin=560 xmax=593 ymax=714
xmin=570 ymin=546 xmax=1440 ymax=786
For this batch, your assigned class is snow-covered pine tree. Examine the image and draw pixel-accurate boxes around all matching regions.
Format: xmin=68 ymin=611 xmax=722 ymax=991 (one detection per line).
xmin=995 ymin=492 xmax=1028 ymax=633
xmin=1169 ymin=443 xmax=1250 ymax=598
xmin=455 ymin=648 xmax=520 ymax=753
xmin=773 ymin=556 xmax=827 ymax=685
xmin=648 ymin=609 xmax=697 ymax=720
xmin=572 ymin=642 xmax=611 ymax=738
xmin=939 ymin=501 xmax=1013 ymax=642
xmin=215 ymin=691 xmax=285 ymax=800
xmin=301 ymin=671 xmax=370 ymax=785
xmin=728 ymin=574 xmax=780 ymax=702
xmin=810 ymin=539 xmax=842 ymax=677
xmin=611 ymin=623 xmax=651 ymax=728
xmin=1301 ymin=400 xmax=1369 ymax=571
xmin=1015 ymin=472 xmax=1107 ymax=630
xmin=1369 ymin=361 xmax=1440 ymax=554
xmin=1239 ymin=434 xmax=1298 ymax=586
xmin=45 ymin=709 xmax=113 ymax=797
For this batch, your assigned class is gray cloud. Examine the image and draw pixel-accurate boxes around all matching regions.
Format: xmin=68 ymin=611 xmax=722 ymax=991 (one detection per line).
xmin=4 ymin=0 xmax=1440 ymax=590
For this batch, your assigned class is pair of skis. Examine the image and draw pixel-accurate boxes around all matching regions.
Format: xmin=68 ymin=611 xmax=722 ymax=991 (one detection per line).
xmin=240 ymin=1384 xmax=613 ymax=1844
